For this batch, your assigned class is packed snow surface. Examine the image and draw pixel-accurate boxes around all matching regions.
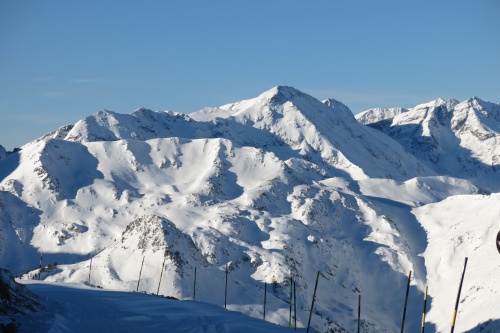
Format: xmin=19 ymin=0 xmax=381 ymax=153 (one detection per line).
xmin=17 ymin=280 xmax=292 ymax=333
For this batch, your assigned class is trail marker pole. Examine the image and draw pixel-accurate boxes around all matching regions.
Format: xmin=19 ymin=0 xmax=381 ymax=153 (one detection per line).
xmin=193 ymin=267 xmax=197 ymax=301
xmin=156 ymin=254 xmax=167 ymax=296
xmin=289 ymin=276 xmax=293 ymax=329
xmin=39 ymin=251 xmax=43 ymax=280
xmin=263 ymin=282 xmax=267 ymax=321
xmin=224 ymin=264 xmax=228 ymax=309
xmin=136 ymin=256 xmax=145 ymax=292
xmin=88 ymin=255 xmax=93 ymax=285
xmin=450 ymin=257 xmax=468 ymax=333
xmin=294 ymin=280 xmax=297 ymax=330
xmin=400 ymin=270 xmax=412 ymax=333
xmin=358 ymin=294 xmax=361 ymax=333
xmin=421 ymin=286 xmax=428 ymax=333
xmin=306 ymin=271 xmax=320 ymax=333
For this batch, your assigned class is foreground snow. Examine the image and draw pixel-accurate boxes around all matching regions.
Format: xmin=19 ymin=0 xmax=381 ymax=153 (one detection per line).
xmin=18 ymin=280 xmax=295 ymax=333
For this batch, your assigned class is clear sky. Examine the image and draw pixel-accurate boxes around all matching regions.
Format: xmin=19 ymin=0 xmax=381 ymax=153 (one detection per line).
xmin=1 ymin=0 xmax=499 ymax=151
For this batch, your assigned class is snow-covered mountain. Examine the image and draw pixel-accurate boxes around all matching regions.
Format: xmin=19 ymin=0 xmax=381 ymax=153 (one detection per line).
xmin=356 ymin=97 xmax=500 ymax=192
xmin=0 ymin=145 xmax=20 ymax=160
xmin=1 ymin=86 xmax=499 ymax=332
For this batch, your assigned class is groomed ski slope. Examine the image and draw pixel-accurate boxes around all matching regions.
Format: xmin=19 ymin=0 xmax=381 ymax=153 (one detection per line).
xmin=18 ymin=280 xmax=295 ymax=333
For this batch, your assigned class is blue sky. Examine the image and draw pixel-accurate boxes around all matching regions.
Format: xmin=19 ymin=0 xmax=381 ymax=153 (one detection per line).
xmin=1 ymin=0 xmax=499 ymax=150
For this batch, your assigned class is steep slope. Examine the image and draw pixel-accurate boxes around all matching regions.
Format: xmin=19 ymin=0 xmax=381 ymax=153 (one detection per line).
xmin=357 ymin=97 xmax=500 ymax=191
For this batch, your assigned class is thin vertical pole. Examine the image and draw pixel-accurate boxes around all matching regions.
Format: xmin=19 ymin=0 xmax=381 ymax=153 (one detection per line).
xmin=193 ymin=267 xmax=197 ymax=301
xmin=224 ymin=264 xmax=228 ymax=309
xmin=289 ymin=276 xmax=293 ymax=329
xmin=294 ymin=280 xmax=297 ymax=330
xmin=157 ymin=254 xmax=167 ymax=295
xmin=358 ymin=294 xmax=361 ymax=333
xmin=136 ymin=256 xmax=145 ymax=292
xmin=421 ymin=286 xmax=428 ymax=333
xmin=306 ymin=271 xmax=320 ymax=333
xmin=263 ymin=282 xmax=267 ymax=321
xmin=39 ymin=251 xmax=43 ymax=280
xmin=400 ymin=270 xmax=412 ymax=333
xmin=88 ymin=255 xmax=93 ymax=285
xmin=450 ymin=257 xmax=468 ymax=333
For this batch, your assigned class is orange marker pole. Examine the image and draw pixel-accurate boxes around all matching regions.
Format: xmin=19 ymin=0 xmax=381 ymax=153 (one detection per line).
xmin=421 ymin=286 xmax=428 ymax=333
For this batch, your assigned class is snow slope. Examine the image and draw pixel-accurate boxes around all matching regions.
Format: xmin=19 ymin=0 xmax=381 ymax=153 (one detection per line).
xmin=1 ymin=86 xmax=499 ymax=332
xmin=18 ymin=280 xmax=292 ymax=333
xmin=413 ymin=194 xmax=500 ymax=333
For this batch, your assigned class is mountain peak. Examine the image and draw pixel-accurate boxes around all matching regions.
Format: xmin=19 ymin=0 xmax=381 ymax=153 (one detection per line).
xmin=257 ymin=86 xmax=309 ymax=104
xmin=465 ymin=96 xmax=488 ymax=106
xmin=413 ymin=98 xmax=458 ymax=110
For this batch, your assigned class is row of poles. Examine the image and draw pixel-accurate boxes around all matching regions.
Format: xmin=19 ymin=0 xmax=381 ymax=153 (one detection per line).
xmin=398 ymin=257 xmax=469 ymax=333
xmin=87 ymin=254 xmax=323 ymax=332
xmin=83 ymin=253 xmax=470 ymax=332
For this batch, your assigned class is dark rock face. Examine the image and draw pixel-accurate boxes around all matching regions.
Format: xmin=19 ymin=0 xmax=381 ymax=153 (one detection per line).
xmin=0 ymin=269 xmax=42 ymax=331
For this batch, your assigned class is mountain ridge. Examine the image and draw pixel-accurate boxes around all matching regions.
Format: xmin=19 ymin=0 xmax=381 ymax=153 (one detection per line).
xmin=357 ymin=95 xmax=500 ymax=191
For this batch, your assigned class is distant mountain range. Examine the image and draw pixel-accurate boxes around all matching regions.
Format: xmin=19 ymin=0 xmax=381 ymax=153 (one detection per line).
xmin=357 ymin=97 xmax=500 ymax=192
xmin=0 ymin=145 xmax=20 ymax=160
xmin=1 ymin=87 xmax=499 ymax=332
